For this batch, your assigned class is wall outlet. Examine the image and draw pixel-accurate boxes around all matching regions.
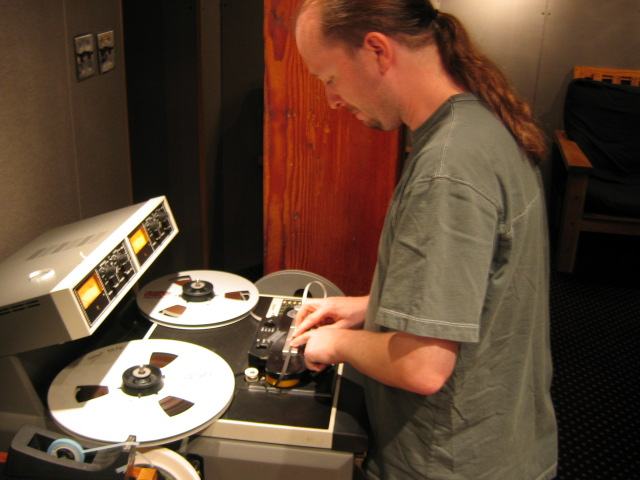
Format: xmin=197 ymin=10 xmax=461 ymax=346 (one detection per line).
xmin=73 ymin=33 xmax=97 ymax=81
xmin=97 ymin=31 xmax=115 ymax=74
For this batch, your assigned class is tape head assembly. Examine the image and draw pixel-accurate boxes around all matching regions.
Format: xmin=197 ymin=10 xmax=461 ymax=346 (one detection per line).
xmin=248 ymin=297 xmax=309 ymax=388
xmin=265 ymin=317 xmax=306 ymax=388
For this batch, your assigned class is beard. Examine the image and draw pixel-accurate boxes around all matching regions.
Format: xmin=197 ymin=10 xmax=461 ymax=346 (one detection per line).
xmin=351 ymin=108 xmax=384 ymax=131
xmin=363 ymin=118 xmax=384 ymax=130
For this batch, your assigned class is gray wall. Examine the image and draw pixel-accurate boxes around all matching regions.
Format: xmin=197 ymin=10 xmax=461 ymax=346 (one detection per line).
xmin=0 ymin=0 xmax=132 ymax=261
xmin=438 ymin=0 xmax=640 ymax=185
xmin=535 ymin=0 xmax=640 ymax=129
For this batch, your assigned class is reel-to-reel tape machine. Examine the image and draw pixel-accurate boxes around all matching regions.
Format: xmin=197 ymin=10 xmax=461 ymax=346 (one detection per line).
xmin=0 ymin=197 xmax=367 ymax=480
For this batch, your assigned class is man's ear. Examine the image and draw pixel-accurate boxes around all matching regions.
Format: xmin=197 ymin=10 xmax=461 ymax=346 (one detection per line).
xmin=362 ymin=32 xmax=393 ymax=74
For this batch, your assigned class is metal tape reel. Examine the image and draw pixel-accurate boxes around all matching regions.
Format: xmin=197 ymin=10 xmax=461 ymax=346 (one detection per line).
xmin=255 ymin=269 xmax=344 ymax=297
xmin=48 ymin=339 xmax=235 ymax=446
xmin=134 ymin=448 xmax=199 ymax=480
xmin=137 ymin=270 xmax=259 ymax=329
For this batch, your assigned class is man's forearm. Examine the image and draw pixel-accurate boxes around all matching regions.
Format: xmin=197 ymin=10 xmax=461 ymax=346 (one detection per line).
xmin=332 ymin=329 xmax=458 ymax=396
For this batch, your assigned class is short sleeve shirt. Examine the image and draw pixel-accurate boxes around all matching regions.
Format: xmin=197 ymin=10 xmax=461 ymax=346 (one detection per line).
xmin=363 ymin=94 xmax=557 ymax=480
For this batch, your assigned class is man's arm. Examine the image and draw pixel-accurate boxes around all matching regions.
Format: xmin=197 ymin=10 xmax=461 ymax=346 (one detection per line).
xmin=293 ymin=327 xmax=459 ymax=396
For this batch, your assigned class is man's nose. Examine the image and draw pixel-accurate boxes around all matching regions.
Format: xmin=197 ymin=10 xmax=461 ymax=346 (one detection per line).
xmin=325 ymin=87 xmax=343 ymax=109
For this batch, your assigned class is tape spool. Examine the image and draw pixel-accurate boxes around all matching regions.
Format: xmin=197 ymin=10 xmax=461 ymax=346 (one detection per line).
xmin=47 ymin=438 xmax=85 ymax=463
xmin=48 ymin=339 xmax=235 ymax=446
xmin=134 ymin=448 xmax=199 ymax=480
xmin=137 ymin=270 xmax=259 ymax=329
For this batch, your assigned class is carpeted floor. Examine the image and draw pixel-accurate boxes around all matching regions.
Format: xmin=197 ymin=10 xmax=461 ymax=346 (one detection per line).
xmin=550 ymin=234 xmax=640 ymax=479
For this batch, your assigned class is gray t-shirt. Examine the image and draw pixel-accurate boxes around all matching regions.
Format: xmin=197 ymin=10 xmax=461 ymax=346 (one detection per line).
xmin=363 ymin=94 xmax=557 ymax=480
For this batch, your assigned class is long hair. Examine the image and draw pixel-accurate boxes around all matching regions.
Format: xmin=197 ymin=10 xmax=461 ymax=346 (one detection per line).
xmin=300 ymin=0 xmax=547 ymax=164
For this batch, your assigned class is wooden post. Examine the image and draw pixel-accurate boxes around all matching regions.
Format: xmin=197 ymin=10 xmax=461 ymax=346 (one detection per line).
xmin=263 ymin=0 xmax=402 ymax=295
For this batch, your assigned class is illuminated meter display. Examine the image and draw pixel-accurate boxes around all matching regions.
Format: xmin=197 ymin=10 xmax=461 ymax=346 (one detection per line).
xmin=77 ymin=274 xmax=103 ymax=310
xmin=74 ymin=272 xmax=108 ymax=325
xmin=129 ymin=225 xmax=154 ymax=265
xmin=129 ymin=227 xmax=150 ymax=254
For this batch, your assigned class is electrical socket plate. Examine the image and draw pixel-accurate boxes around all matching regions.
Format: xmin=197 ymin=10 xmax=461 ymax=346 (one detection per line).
xmin=97 ymin=30 xmax=115 ymax=74
xmin=73 ymin=33 xmax=97 ymax=81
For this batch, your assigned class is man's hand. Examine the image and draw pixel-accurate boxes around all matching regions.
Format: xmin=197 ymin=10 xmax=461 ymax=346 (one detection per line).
xmin=292 ymin=295 xmax=369 ymax=338
xmin=290 ymin=295 xmax=368 ymax=371
xmin=294 ymin=327 xmax=343 ymax=372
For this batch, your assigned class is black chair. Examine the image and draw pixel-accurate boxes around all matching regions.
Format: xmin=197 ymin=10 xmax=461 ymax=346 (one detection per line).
xmin=553 ymin=66 xmax=640 ymax=273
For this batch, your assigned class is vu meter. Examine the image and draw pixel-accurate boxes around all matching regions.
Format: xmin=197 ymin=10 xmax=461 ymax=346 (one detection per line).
xmin=129 ymin=226 xmax=152 ymax=264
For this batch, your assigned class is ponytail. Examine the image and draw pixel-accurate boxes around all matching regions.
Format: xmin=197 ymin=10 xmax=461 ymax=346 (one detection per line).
xmin=432 ymin=13 xmax=547 ymax=164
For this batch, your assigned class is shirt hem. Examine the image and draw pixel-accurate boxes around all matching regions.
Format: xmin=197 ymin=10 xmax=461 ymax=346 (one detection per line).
xmin=377 ymin=307 xmax=479 ymax=343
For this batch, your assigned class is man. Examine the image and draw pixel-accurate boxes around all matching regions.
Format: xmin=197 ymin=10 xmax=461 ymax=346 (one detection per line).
xmin=290 ymin=1 xmax=557 ymax=479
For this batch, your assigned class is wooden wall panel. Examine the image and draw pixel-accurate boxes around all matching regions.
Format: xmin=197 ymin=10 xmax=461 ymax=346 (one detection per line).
xmin=263 ymin=0 xmax=401 ymax=295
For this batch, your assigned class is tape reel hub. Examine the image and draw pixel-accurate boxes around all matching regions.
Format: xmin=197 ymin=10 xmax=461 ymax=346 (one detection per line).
xmin=122 ymin=365 xmax=164 ymax=396
xmin=182 ymin=279 xmax=214 ymax=302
